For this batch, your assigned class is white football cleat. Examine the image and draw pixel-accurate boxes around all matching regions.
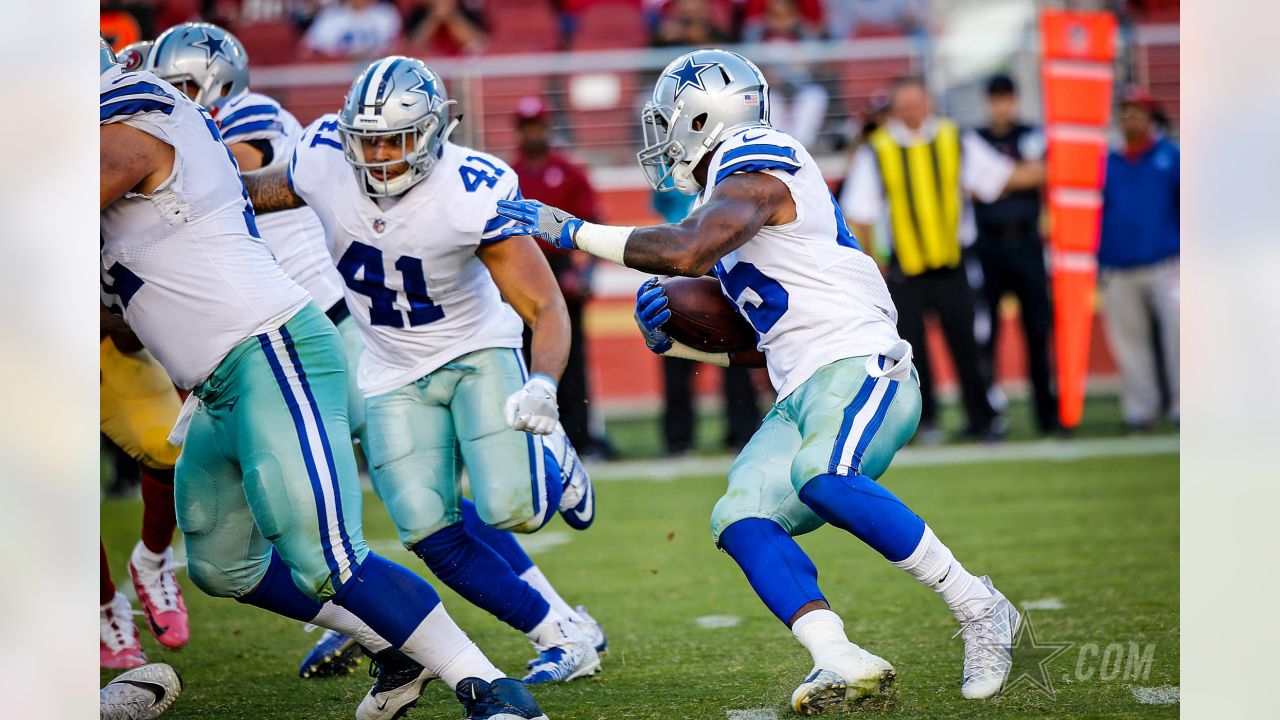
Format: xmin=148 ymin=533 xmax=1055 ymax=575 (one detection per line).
xmin=546 ymin=424 xmax=595 ymax=530
xmin=956 ymin=576 xmax=1021 ymax=699
xmin=522 ymin=618 xmax=601 ymax=684
xmin=573 ymin=604 xmax=607 ymax=655
xmin=790 ymin=643 xmax=895 ymax=715
xmin=101 ymin=591 xmax=147 ymax=670
xmin=100 ymin=662 xmax=183 ymax=720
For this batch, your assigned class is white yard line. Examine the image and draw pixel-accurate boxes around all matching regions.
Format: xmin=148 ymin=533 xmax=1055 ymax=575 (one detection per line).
xmin=1022 ymin=597 xmax=1066 ymax=610
xmin=1131 ymin=686 xmax=1179 ymax=705
xmin=695 ymin=615 xmax=741 ymax=629
xmin=727 ymin=709 xmax=780 ymax=720
xmin=587 ymin=435 xmax=1178 ymax=482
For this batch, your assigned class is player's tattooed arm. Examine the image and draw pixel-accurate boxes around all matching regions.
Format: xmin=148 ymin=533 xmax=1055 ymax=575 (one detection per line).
xmin=241 ymin=165 xmax=306 ymax=215
xmin=623 ymin=172 xmax=797 ymax=277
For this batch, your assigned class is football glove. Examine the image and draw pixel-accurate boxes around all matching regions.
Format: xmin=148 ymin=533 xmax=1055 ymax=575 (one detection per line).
xmin=634 ymin=277 xmax=674 ymax=355
xmin=504 ymin=374 xmax=560 ymax=435
xmin=495 ymin=199 xmax=582 ymax=250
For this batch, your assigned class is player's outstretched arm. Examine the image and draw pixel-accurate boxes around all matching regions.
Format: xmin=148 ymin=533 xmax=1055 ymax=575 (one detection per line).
xmin=241 ymin=164 xmax=306 ymax=214
xmin=101 ymin=124 xmax=175 ymax=210
xmin=478 ymin=235 xmax=572 ymax=435
xmin=495 ymin=172 xmax=794 ymax=277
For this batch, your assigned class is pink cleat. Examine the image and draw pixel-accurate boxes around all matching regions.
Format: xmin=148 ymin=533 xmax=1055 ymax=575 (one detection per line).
xmin=101 ymin=591 xmax=147 ymax=670
xmin=129 ymin=544 xmax=190 ymax=650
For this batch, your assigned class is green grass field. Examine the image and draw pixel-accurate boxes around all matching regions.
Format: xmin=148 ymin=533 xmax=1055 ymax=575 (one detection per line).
xmin=101 ymin=442 xmax=1178 ymax=720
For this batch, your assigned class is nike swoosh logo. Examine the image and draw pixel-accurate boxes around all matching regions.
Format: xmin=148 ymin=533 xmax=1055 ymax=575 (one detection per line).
xmin=740 ymin=132 xmax=766 ymax=143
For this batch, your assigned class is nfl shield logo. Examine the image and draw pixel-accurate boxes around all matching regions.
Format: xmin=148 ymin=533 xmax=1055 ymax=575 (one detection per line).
xmin=373 ymin=218 xmax=386 ymax=233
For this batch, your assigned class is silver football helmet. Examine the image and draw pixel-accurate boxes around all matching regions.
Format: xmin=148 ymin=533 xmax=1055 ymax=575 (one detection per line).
xmin=638 ymin=49 xmax=771 ymax=195
xmin=118 ymin=40 xmax=154 ymax=73
xmin=338 ymin=56 xmax=459 ymax=197
xmin=100 ymin=37 xmax=121 ymax=81
xmin=146 ymin=23 xmax=248 ymax=116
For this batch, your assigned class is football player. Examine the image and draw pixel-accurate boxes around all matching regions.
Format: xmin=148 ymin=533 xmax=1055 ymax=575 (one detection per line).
xmin=241 ymin=56 xmax=601 ymax=689
xmin=99 ymin=39 xmax=549 ymax=720
xmin=147 ymin=26 xmax=606 ymax=688
xmin=497 ymin=49 xmax=1021 ymax=711
xmin=100 ymin=312 xmax=190 ymax=667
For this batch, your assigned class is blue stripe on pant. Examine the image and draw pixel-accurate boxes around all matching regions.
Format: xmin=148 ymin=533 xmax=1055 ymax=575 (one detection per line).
xmin=257 ymin=328 xmax=358 ymax=588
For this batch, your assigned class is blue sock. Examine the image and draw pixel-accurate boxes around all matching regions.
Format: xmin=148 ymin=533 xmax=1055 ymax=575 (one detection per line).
xmin=412 ymin=522 xmax=550 ymax=633
xmin=798 ymin=473 xmax=926 ymax=563
xmin=238 ymin=550 xmax=323 ymax=623
xmin=332 ymin=552 xmax=441 ymax=647
xmin=718 ymin=518 xmax=825 ymax=626
xmin=461 ymin=498 xmax=535 ymax=575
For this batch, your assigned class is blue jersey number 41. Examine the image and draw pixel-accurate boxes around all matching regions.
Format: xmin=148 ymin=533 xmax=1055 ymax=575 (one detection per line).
xmin=337 ymin=241 xmax=444 ymax=328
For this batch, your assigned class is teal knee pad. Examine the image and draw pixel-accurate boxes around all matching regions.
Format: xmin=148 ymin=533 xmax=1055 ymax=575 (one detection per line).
xmin=371 ymin=468 xmax=455 ymax=547
xmin=185 ymin=551 xmax=267 ymax=599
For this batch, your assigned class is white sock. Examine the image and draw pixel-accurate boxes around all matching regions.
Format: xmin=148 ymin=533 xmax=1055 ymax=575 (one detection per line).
xmin=312 ymin=601 xmax=392 ymax=653
xmin=791 ymin=609 xmax=851 ymax=668
xmin=520 ymin=567 xmax=584 ymax=624
xmin=892 ymin=526 xmax=992 ymax=615
xmin=525 ymin=608 xmax=584 ymax=649
xmin=131 ymin=541 xmax=167 ymax=571
xmin=400 ymin=604 xmax=505 ymax=688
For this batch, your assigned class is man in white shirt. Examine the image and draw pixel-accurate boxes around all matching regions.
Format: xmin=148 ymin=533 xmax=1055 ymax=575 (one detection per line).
xmin=303 ymin=0 xmax=403 ymax=59
xmin=839 ymin=76 xmax=1042 ymax=441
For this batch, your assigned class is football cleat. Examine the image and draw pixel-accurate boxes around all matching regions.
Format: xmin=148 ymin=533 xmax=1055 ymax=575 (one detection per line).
xmin=522 ymin=618 xmax=601 ymax=684
xmin=101 ymin=591 xmax=148 ymax=670
xmin=574 ymin=605 xmax=608 ymax=655
xmin=789 ymin=643 xmax=895 ymax=715
xmin=129 ymin=546 xmax=190 ymax=649
xmin=552 ymin=429 xmax=595 ymax=530
xmin=299 ymin=629 xmax=362 ymax=679
xmin=356 ymin=648 xmax=435 ymax=720
xmin=956 ymin=576 xmax=1021 ymax=699
xmin=100 ymin=662 xmax=183 ymax=720
xmin=455 ymin=677 xmax=549 ymax=720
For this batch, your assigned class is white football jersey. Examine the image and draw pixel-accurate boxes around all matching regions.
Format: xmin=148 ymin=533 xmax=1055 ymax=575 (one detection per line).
xmin=217 ymin=91 xmax=344 ymax=311
xmin=100 ymin=71 xmax=309 ymax=389
xmin=695 ymin=126 xmax=902 ymax=399
xmin=289 ymin=115 xmax=524 ymax=397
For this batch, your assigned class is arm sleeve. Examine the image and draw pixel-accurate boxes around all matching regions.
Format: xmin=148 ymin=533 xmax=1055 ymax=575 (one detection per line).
xmin=840 ymin=146 xmax=884 ymax=225
xmin=962 ymin=130 xmax=1016 ymax=203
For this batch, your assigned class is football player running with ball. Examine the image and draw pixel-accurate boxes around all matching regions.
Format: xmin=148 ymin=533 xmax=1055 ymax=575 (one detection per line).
xmin=241 ymin=56 xmax=601 ymax=697
xmin=497 ymin=49 xmax=1020 ymax=712
xmin=99 ymin=40 xmax=548 ymax=720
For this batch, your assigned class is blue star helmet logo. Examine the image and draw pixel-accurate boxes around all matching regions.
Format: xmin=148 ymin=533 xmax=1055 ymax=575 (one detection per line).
xmin=667 ymin=56 xmax=717 ymax=99
xmin=191 ymin=29 xmax=232 ymax=68
xmin=403 ymin=68 xmax=437 ymax=106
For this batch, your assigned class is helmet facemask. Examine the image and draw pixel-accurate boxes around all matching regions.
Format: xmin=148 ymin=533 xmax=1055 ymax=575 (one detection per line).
xmin=637 ymin=100 xmax=725 ymax=195
xmin=339 ymin=98 xmax=458 ymax=197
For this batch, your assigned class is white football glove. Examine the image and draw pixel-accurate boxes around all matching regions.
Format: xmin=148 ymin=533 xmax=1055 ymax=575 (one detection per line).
xmin=503 ymin=374 xmax=560 ymax=435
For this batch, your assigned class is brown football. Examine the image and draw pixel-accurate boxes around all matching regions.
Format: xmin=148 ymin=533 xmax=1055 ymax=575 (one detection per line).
xmin=659 ymin=276 xmax=757 ymax=353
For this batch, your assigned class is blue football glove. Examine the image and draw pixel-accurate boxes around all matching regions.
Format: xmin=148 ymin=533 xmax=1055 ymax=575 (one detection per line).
xmin=634 ymin=277 xmax=673 ymax=355
xmin=495 ymin=199 xmax=583 ymax=250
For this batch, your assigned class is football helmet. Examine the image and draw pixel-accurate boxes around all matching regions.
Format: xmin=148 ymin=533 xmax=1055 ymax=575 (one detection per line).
xmin=118 ymin=40 xmax=154 ymax=73
xmin=337 ymin=56 xmax=459 ymax=197
xmin=146 ymin=22 xmax=248 ymax=116
xmin=100 ymin=37 xmax=122 ymax=81
xmin=638 ymin=49 xmax=770 ymax=195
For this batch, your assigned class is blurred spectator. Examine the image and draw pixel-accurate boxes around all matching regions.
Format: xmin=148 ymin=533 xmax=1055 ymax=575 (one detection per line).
xmin=767 ymin=65 xmax=828 ymax=149
xmin=742 ymin=0 xmax=823 ymax=42
xmin=1098 ymin=87 xmax=1180 ymax=430
xmin=840 ymin=76 xmax=1043 ymax=441
xmin=651 ymin=0 xmax=730 ymax=46
xmin=301 ymin=0 xmax=402 ymax=59
xmin=509 ymin=97 xmax=610 ymax=457
xmin=973 ymin=74 xmax=1057 ymax=435
xmin=404 ymin=0 xmax=489 ymax=55
xmin=649 ymin=192 xmax=761 ymax=454
xmin=825 ymin=0 xmax=926 ymax=39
